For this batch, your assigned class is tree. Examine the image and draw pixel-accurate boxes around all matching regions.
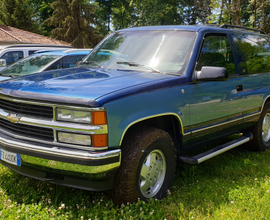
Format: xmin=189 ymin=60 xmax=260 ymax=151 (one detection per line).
xmin=0 ymin=0 xmax=39 ymax=32
xmin=95 ymin=0 xmax=113 ymax=35
xmin=111 ymin=0 xmax=135 ymax=29
xmin=45 ymin=0 xmax=101 ymax=48
xmin=29 ymin=0 xmax=55 ymax=36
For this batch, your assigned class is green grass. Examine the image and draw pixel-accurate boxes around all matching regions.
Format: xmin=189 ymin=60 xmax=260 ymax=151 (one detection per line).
xmin=1 ymin=146 xmax=270 ymax=219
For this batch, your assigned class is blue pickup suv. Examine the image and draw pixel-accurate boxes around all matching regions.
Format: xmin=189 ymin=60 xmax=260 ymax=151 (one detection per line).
xmin=0 ymin=25 xmax=269 ymax=205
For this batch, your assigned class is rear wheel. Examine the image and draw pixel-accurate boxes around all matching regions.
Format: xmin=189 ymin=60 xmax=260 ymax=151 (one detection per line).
xmin=246 ymin=102 xmax=270 ymax=151
xmin=112 ymin=127 xmax=176 ymax=205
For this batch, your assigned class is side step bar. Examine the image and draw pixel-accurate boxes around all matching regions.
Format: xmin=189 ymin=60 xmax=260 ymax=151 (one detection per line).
xmin=179 ymin=132 xmax=253 ymax=165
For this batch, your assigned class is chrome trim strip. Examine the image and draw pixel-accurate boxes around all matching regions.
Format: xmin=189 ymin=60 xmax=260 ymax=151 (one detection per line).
xmin=0 ymin=126 xmax=108 ymax=151
xmin=0 ymin=108 xmax=107 ymax=133
xmin=20 ymin=118 xmax=108 ymax=134
xmin=21 ymin=154 xmax=120 ymax=174
xmin=53 ymin=129 xmax=57 ymax=142
xmin=191 ymin=117 xmax=243 ymax=134
xmin=182 ymin=132 xmax=191 ymax=136
xmin=198 ymin=136 xmax=251 ymax=163
xmin=53 ymin=106 xmax=56 ymax=122
xmin=119 ymin=113 xmax=184 ymax=146
xmin=0 ymin=108 xmax=108 ymax=134
xmin=190 ymin=111 xmax=261 ymax=135
xmin=243 ymin=112 xmax=260 ymax=119
xmin=0 ymin=134 xmax=120 ymax=160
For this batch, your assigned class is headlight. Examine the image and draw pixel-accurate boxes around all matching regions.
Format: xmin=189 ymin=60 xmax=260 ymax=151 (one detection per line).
xmin=58 ymin=132 xmax=91 ymax=146
xmin=56 ymin=108 xmax=91 ymax=124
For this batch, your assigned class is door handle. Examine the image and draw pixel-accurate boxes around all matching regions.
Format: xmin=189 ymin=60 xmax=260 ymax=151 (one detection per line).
xmin=236 ymin=85 xmax=243 ymax=92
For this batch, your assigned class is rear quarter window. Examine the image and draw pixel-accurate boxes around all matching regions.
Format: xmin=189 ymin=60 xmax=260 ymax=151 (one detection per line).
xmin=235 ymin=32 xmax=270 ymax=74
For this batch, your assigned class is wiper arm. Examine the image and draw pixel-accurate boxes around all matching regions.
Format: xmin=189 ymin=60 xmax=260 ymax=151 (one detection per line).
xmin=116 ymin=62 xmax=161 ymax=73
xmin=81 ymin=61 xmax=103 ymax=68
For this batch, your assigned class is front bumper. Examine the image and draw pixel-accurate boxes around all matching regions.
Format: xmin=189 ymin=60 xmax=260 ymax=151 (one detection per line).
xmin=0 ymin=132 xmax=121 ymax=191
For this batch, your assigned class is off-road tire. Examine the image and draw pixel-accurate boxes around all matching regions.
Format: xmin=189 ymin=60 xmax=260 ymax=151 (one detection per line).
xmin=112 ymin=127 xmax=176 ymax=206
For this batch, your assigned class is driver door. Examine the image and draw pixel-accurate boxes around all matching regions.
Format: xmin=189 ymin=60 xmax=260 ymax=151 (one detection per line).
xmin=188 ymin=34 xmax=244 ymax=148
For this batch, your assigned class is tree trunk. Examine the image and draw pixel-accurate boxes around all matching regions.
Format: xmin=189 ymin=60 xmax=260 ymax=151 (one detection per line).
xmin=236 ymin=0 xmax=241 ymax=25
xmin=218 ymin=0 xmax=224 ymax=25
xmin=254 ymin=0 xmax=257 ymax=28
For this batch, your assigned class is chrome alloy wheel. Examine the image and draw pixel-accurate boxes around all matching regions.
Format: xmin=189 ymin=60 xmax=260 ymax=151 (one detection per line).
xmin=139 ymin=149 xmax=166 ymax=198
xmin=262 ymin=113 xmax=270 ymax=142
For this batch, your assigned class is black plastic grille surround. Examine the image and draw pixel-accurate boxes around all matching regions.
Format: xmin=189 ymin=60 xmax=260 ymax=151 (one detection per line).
xmin=0 ymin=98 xmax=53 ymax=119
xmin=0 ymin=117 xmax=54 ymax=141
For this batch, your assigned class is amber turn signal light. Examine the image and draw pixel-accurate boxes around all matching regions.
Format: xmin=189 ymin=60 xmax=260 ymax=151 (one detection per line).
xmin=92 ymin=111 xmax=107 ymax=125
xmin=92 ymin=134 xmax=108 ymax=147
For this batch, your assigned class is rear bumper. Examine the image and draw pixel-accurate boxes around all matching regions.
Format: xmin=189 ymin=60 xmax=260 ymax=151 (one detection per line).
xmin=0 ymin=132 xmax=121 ymax=191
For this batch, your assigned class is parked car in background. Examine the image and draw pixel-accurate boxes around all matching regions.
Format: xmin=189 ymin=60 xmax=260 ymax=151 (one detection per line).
xmin=0 ymin=49 xmax=92 ymax=80
xmin=0 ymin=44 xmax=74 ymax=70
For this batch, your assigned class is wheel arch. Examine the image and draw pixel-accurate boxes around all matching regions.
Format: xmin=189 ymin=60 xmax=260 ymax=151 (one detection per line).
xmin=262 ymin=95 xmax=270 ymax=111
xmin=119 ymin=113 xmax=183 ymax=150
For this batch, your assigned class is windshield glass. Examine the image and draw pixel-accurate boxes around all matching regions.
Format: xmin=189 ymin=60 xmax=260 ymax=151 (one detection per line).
xmin=1 ymin=54 xmax=61 ymax=76
xmin=80 ymin=30 xmax=196 ymax=74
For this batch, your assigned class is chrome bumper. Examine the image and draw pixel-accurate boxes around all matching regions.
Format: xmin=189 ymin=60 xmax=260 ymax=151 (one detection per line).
xmin=0 ymin=132 xmax=121 ymax=174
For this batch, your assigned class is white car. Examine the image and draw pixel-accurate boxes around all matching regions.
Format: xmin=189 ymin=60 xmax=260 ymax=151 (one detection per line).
xmin=0 ymin=44 xmax=74 ymax=70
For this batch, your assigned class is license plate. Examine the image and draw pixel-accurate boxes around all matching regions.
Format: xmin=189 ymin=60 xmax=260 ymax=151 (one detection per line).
xmin=0 ymin=149 xmax=21 ymax=166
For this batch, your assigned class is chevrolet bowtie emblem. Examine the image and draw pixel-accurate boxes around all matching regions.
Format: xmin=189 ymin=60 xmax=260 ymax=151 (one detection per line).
xmin=7 ymin=114 xmax=20 ymax=123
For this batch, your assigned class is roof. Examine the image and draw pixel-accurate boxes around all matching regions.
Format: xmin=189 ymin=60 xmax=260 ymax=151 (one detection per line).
xmin=118 ymin=25 xmax=202 ymax=32
xmin=0 ymin=24 xmax=70 ymax=46
xmin=119 ymin=25 xmax=265 ymax=35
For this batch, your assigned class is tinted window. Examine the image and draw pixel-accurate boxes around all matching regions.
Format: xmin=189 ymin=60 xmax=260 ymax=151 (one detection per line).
xmin=196 ymin=35 xmax=237 ymax=75
xmin=235 ymin=32 xmax=270 ymax=74
xmin=48 ymin=55 xmax=85 ymax=70
xmin=1 ymin=51 xmax=23 ymax=66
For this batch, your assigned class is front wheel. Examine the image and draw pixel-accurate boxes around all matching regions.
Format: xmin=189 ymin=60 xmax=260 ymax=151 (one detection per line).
xmin=112 ymin=127 xmax=176 ymax=205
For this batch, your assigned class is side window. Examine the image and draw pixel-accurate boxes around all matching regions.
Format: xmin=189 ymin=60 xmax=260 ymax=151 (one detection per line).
xmin=0 ymin=51 xmax=23 ymax=66
xmin=48 ymin=55 xmax=85 ymax=70
xmin=235 ymin=33 xmax=270 ymax=74
xmin=196 ymin=35 xmax=237 ymax=75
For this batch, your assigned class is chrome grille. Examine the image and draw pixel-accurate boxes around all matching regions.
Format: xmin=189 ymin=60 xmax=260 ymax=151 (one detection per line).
xmin=0 ymin=98 xmax=53 ymax=119
xmin=0 ymin=118 xmax=54 ymax=141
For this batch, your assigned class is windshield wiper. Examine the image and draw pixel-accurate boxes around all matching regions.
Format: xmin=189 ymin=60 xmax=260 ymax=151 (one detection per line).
xmin=116 ymin=62 xmax=161 ymax=73
xmin=81 ymin=61 xmax=103 ymax=68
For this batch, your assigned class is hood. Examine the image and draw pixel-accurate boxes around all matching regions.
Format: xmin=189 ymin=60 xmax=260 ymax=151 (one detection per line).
xmin=0 ymin=67 xmax=180 ymax=106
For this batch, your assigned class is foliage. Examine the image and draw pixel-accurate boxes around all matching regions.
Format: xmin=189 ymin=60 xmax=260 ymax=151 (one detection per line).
xmin=131 ymin=0 xmax=182 ymax=26
xmin=0 ymin=0 xmax=39 ymax=33
xmin=95 ymin=0 xmax=113 ymax=35
xmin=29 ymin=0 xmax=55 ymax=36
xmin=0 ymin=0 xmax=269 ymax=56
xmin=44 ymin=0 xmax=102 ymax=48
xmin=207 ymin=0 xmax=270 ymax=33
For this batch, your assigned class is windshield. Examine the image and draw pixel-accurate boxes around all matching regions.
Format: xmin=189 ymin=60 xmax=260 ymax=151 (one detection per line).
xmin=1 ymin=54 xmax=61 ymax=76
xmin=80 ymin=30 xmax=196 ymax=74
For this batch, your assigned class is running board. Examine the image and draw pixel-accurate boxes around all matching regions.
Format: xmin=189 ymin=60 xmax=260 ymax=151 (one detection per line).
xmin=179 ymin=132 xmax=253 ymax=165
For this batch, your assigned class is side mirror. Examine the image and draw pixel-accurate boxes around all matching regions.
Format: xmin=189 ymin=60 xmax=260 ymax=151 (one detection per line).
xmin=0 ymin=59 xmax=7 ymax=67
xmin=195 ymin=66 xmax=228 ymax=81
